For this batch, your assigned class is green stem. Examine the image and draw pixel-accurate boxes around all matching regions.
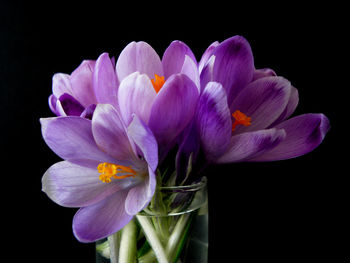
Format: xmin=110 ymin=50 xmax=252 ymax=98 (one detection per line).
xmin=136 ymin=215 xmax=169 ymax=263
xmin=118 ymin=219 xmax=137 ymax=263
xmin=108 ymin=231 xmax=121 ymax=263
xmin=138 ymin=250 xmax=157 ymax=263
xmin=149 ymin=175 xmax=169 ymax=245
xmin=152 ymin=216 xmax=170 ymax=245
xmin=165 ymin=213 xmax=191 ymax=261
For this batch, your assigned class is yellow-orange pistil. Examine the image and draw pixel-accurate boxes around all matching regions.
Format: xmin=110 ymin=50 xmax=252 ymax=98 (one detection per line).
xmin=97 ymin=162 xmax=137 ymax=183
xmin=231 ymin=110 xmax=252 ymax=132
xmin=151 ymin=74 xmax=165 ymax=93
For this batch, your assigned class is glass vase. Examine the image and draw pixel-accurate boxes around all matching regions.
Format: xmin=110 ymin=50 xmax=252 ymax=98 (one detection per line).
xmin=96 ymin=177 xmax=208 ymax=263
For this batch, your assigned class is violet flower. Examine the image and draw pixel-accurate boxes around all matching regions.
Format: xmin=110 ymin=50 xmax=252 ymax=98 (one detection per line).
xmin=115 ymin=41 xmax=199 ymax=158
xmin=49 ymin=54 xmax=119 ymax=118
xmin=41 ymin=104 xmax=158 ymax=242
xmin=178 ymin=36 xmax=330 ymax=178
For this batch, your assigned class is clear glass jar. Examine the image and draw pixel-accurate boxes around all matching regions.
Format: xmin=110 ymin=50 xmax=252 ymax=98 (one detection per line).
xmin=96 ymin=177 xmax=208 ymax=263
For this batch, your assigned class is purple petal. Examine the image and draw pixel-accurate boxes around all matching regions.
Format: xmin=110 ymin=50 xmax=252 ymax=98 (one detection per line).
xmin=127 ymin=114 xmax=158 ymax=171
xmin=202 ymin=36 xmax=254 ymax=106
xmin=269 ymin=85 xmax=299 ymax=127
xmin=118 ymin=72 xmax=156 ymax=125
xmin=73 ymin=189 xmax=132 ymax=242
xmin=230 ymin=76 xmax=292 ymax=133
xmin=252 ymin=68 xmax=277 ymax=81
xmin=148 ymin=74 xmax=199 ymax=151
xmin=116 ymin=41 xmax=163 ymax=81
xmin=196 ymin=82 xmax=231 ymax=161
xmin=52 ymin=73 xmax=72 ymax=98
xmin=58 ymin=93 xmax=85 ymax=116
xmin=54 ymin=100 xmax=67 ymax=116
xmin=199 ymin=55 xmax=215 ymax=93
xmin=48 ymin=94 xmax=59 ymax=116
xmin=80 ymin=104 xmax=96 ymax=120
xmin=111 ymin=56 xmax=115 ymax=66
xmin=40 ymin=117 xmax=114 ymax=163
xmin=70 ymin=60 xmax=97 ymax=107
xmin=125 ymin=166 xmax=156 ymax=215
xmin=198 ymin=41 xmax=219 ymax=73
xmin=217 ymin=128 xmax=286 ymax=163
xmin=176 ymin=120 xmax=200 ymax=184
xmin=180 ymin=55 xmax=200 ymax=91
xmin=92 ymin=104 xmax=136 ymax=161
xmin=42 ymin=161 xmax=130 ymax=208
xmin=93 ymin=53 xmax=119 ymax=108
xmin=162 ymin=40 xmax=197 ymax=79
xmin=250 ymin=114 xmax=330 ymax=161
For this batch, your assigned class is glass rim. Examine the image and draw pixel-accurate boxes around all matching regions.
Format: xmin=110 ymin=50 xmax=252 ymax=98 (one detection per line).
xmin=159 ymin=176 xmax=207 ymax=192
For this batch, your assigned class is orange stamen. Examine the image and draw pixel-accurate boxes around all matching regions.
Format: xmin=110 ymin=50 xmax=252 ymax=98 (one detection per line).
xmin=97 ymin=162 xmax=137 ymax=183
xmin=232 ymin=110 xmax=251 ymax=131
xmin=151 ymin=74 xmax=165 ymax=93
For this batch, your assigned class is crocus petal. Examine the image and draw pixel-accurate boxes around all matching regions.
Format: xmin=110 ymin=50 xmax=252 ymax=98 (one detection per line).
xmin=230 ymin=76 xmax=292 ymax=133
xmin=70 ymin=60 xmax=97 ymax=107
xmin=180 ymin=55 xmax=200 ymax=90
xmin=52 ymin=73 xmax=72 ymax=98
xmin=252 ymin=68 xmax=277 ymax=81
xmin=269 ymin=85 xmax=299 ymax=127
xmin=250 ymin=114 xmax=330 ymax=161
xmin=125 ymin=166 xmax=156 ymax=215
xmin=198 ymin=41 xmax=219 ymax=73
xmin=58 ymin=93 xmax=85 ymax=116
xmin=54 ymin=100 xmax=67 ymax=116
xmin=200 ymin=55 xmax=215 ymax=93
xmin=217 ymin=128 xmax=286 ymax=163
xmin=162 ymin=40 xmax=197 ymax=79
xmin=116 ymin=41 xmax=163 ymax=81
xmin=202 ymin=36 xmax=254 ymax=106
xmin=176 ymin=120 xmax=200 ymax=184
xmin=118 ymin=72 xmax=156 ymax=125
xmin=148 ymin=74 xmax=199 ymax=152
xmin=42 ymin=161 xmax=131 ymax=208
xmin=127 ymin=114 xmax=158 ymax=171
xmin=80 ymin=104 xmax=96 ymax=120
xmin=40 ymin=117 xmax=114 ymax=164
xmin=92 ymin=104 xmax=136 ymax=161
xmin=196 ymin=82 xmax=231 ymax=161
xmin=48 ymin=94 xmax=59 ymax=116
xmin=93 ymin=53 xmax=119 ymax=108
xmin=73 ymin=189 xmax=132 ymax=242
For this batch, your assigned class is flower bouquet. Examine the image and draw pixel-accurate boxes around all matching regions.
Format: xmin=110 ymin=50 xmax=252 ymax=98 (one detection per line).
xmin=41 ymin=36 xmax=330 ymax=263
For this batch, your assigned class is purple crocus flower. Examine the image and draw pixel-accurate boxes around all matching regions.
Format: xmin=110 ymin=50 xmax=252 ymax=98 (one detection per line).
xmin=114 ymin=41 xmax=200 ymax=157
xmin=178 ymin=36 xmax=330 ymax=177
xmin=49 ymin=54 xmax=119 ymax=118
xmin=41 ymin=104 xmax=158 ymax=242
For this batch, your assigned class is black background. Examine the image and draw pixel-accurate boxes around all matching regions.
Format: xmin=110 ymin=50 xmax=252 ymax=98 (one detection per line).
xmin=1 ymin=1 xmax=346 ymax=262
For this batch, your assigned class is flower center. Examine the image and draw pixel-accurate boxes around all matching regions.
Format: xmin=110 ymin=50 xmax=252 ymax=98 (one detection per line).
xmin=97 ymin=162 xmax=137 ymax=183
xmin=151 ymin=74 xmax=165 ymax=93
xmin=232 ymin=110 xmax=251 ymax=131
